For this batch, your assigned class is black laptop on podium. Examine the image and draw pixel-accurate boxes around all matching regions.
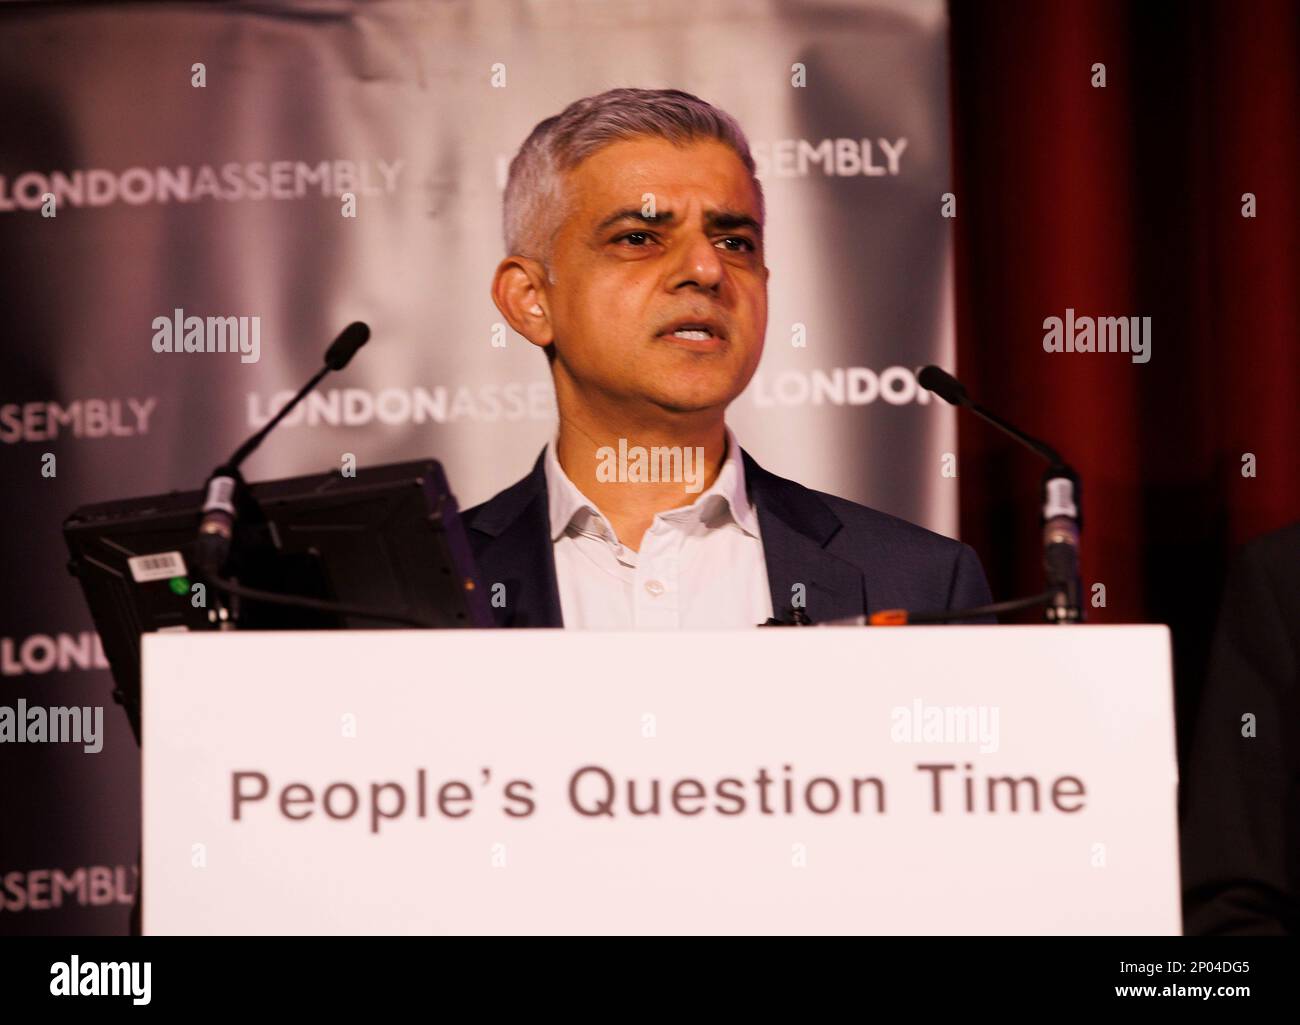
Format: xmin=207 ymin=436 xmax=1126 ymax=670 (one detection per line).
xmin=64 ymin=457 xmax=493 ymax=743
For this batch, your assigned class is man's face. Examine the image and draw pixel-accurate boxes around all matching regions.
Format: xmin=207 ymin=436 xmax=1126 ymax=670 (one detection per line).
xmin=543 ymin=135 xmax=768 ymax=418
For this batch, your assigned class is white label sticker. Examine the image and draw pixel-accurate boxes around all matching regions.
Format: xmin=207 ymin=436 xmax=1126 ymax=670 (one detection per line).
xmin=1043 ymin=478 xmax=1078 ymax=520
xmin=128 ymin=551 xmax=188 ymax=583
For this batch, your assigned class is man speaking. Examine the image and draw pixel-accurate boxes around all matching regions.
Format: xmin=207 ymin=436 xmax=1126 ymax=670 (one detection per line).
xmin=467 ymin=87 xmax=991 ymax=628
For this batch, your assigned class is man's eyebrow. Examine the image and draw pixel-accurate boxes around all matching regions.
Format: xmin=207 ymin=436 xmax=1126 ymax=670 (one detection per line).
xmin=593 ymin=207 xmax=762 ymax=237
xmin=594 ymin=207 xmax=677 ymax=233
xmin=704 ymin=210 xmax=763 ymax=235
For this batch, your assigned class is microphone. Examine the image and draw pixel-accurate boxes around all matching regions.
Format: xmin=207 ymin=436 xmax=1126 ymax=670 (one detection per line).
xmin=194 ymin=322 xmax=371 ymax=578
xmin=1040 ymin=465 xmax=1082 ymax=623
xmin=917 ymin=366 xmax=1064 ymax=464
xmin=917 ymin=365 xmax=1083 ymax=624
xmin=230 ymin=321 xmax=369 ymax=469
xmin=324 ymin=320 xmax=370 ymax=372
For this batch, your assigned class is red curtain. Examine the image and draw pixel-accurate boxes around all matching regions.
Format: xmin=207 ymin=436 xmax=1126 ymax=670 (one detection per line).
xmin=949 ymin=0 xmax=1299 ymax=749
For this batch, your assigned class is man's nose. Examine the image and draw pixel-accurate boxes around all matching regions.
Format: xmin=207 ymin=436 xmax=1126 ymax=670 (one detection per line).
xmin=666 ymin=232 xmax=725 ymax=293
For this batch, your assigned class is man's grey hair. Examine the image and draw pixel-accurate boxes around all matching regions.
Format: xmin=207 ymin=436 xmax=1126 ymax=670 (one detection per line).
xmin=502 ymin=87 xmax=764 ymax=267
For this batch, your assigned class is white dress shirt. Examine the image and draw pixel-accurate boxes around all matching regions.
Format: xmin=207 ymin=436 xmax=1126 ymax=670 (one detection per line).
xmin=544 ymin=427 xmax=774 ymax=629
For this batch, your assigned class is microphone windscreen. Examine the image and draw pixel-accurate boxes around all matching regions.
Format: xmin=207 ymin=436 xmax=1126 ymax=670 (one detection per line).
xmin=324 ymin=321 xmax=371 ymax=371
xmin=917 ymin=365 xmax=968 ymax=406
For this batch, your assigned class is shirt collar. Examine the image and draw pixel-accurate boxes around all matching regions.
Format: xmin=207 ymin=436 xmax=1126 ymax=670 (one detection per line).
xmin=543 ymin=426 xmax=760 ymax=543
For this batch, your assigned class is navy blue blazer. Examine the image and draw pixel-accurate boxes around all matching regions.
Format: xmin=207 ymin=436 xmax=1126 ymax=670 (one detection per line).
xmin=462 ymin=448 xmax=994 ymax=627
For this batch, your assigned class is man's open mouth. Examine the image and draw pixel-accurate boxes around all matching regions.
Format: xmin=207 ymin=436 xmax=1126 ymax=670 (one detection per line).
xmin=657 ymin=318 xmax=728 ymax=342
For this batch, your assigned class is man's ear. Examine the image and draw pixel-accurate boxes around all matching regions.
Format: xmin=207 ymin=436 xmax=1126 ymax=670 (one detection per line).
xmin=491 ymin=256 xmax=553 ymax=351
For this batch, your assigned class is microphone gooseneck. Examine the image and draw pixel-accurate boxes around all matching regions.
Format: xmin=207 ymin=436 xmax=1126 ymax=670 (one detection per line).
xmin=194 ymin=322 xmax=371 ymax=581
xmin=916 ymin=365 xmax=1083 ymax=625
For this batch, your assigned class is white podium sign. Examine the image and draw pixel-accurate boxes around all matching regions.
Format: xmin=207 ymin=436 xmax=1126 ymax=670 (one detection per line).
xmin=142 ymin=627 xmax=1180 ymax=934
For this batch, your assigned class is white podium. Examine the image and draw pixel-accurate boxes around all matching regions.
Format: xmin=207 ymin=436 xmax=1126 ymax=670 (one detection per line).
xmin=141 ymin=626 xmax=1180 ymax=934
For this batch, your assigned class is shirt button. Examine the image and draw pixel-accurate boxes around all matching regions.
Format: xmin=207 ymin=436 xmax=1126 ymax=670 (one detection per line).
xmin=644 ymin=579 xmax=665 ymax=597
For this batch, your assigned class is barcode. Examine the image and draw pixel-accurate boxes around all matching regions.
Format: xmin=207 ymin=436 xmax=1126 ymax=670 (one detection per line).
xmin=128 ymin=551 xmax=187 ymax=583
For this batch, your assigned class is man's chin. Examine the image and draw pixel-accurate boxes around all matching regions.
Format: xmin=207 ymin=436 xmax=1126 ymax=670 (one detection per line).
xmin=642 ymin=386 xmax=741 ymax=417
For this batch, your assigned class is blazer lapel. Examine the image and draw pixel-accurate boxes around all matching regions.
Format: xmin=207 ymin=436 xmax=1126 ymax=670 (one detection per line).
xmin=743 ymin=451 xmax=868 ymax=624
xmin=465 ymin=452 xmax=563 ymax=627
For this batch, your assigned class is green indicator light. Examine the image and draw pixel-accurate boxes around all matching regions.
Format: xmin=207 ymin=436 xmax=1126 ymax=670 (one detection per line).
xmin=168 ymin=576 xmax=190 ymax=595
